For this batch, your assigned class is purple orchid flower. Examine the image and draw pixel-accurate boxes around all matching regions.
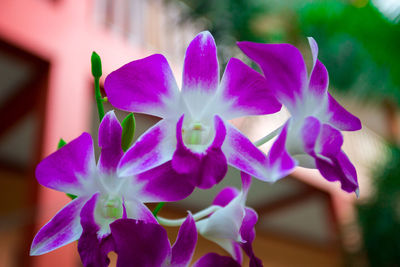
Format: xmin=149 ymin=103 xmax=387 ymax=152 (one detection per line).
xmin=196 ymin=172 xmax=262 ymax=267
xmin=238 ymin=38 xmax=362 ymax=194
xmin=30 ymin=111 xmax=194 ymax=257
xmin=104 ymin=31 xmax=288 ymax=189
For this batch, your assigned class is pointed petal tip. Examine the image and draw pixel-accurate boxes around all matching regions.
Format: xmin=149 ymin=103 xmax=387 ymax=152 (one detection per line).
xmin=355 ymin=188 xmax=360 ymax=198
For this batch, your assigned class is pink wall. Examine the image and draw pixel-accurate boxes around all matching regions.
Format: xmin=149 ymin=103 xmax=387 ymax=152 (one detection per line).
xmin=0 ymin=0 xmax=150 ymax=266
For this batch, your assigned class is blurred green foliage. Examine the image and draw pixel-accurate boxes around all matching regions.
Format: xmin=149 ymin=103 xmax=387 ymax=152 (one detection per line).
xmin=357 ymin=145 xmax=400 ymax=266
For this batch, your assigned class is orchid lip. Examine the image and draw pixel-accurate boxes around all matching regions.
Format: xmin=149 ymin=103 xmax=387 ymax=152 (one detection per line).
xmin=182 ymin=119 xmax=214 ymax=153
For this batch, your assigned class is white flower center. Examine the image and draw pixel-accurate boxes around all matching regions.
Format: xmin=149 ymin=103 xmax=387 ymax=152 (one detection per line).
xmin=182 ymin=121 xmax=213 ymax=152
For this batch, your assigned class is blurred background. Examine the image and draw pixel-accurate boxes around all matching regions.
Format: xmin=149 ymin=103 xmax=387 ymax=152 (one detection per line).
xmin=0 ymin=0 xmax=399 ymax=266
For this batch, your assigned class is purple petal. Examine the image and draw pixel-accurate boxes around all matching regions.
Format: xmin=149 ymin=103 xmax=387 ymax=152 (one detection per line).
xmin=317 ymin=123 xmax=343 ymax=158
xmin=218 ymin=57 xmax=281 ymax=119
xmin=240 ymin=208 xmax=263 ymax=267
xmin=171 ymin=213 xmax=198 ymax=266
xmin=267 ymin=121 xmax=297 ymax=181
xmin=182 ymin=31 xmax=219 ymax=94
xmin=327 ymin=93 xmax=362 ymax=131
xmin=193 ymin=253 xmax=241 ymax=267
xmin=135 ymin=161 xmax=195 ymax=202
xmin=241 ymin=171 xmax=252 ymax=196
xmin=300 ymin=116 xmax=321 ymax=156
xmin=309 ymin=60 xmax=329 ymax=98
xmin=223 ymin=123 xmax=281 ymax=182
xmin=104 ymin=54 xmax=179 ymax=118
xmin=110 ymin=219 xmax=171 ymax=267
xmin=78 ymin=194 xmax=115 ymax=267
xmin=35 ymin=133 xmax=95 ymax=195
xmin=98 ymin=111 xmax=124 ymax=173
xmin=172 ymin=115 xmax=228 ymax=189
xmin=237 ymin=41 xmax=308 ymax=109
xmin=213 ymin=187 xmax=240 ymax=207
xmin=30 ymin=196 xmax=88 ymax=255
xmin=172 ymin=115 xmax=201 ymax=174
xmin=316 ymin=150 xmax=359 ymax=193
xmin=118 ymin=119 xmax=175 ymax=176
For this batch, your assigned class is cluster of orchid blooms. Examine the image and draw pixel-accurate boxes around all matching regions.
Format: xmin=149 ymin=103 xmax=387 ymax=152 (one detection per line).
xmin=30 ymin=31 xmax=361 ymax=267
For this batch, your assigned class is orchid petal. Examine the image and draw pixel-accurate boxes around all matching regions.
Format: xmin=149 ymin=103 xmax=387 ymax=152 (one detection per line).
xmin=237 ymin=41 xmax=308 ymax=110
xmin=30 ymin=196 xmax=88 ymax=255
xmin=213 ymin=187 xmax=240 ymax=207
xmin=316 ymin=150 xmax=358 ymax=193
xmin=134 ymin=161 xmax=195 ymax=202
xmin=300 ymin=116 xmax=321 ymax=156
xmin=104 ymin=54 xmax=180 ymax=118
xmin=98 ymin=111 xmax=124 ymax=173
xmin=182 ymin=31 xmax=219 ymax=94
xmin=267 ymin=121 xmax=297 ymax=181
xmin=240 ymin=208 xmax=262 ymax=267
xmin=217 ymin=58 xmax=281 ymax=119
xmin=327 ymin=93 xmax=362 ymax=131
xmin=316 ymin=124 xmax=343 ymax=158
xmin=193 ymin=253 xmax=241 ymax=267
xmin=222 ymin=123 xmax=269 ymax=181
xmin=118 ymin=119 xmax=175 ymax=176
xmin=78 ymin=194 xmax=114 ymax=267
xmin=171 ymin=213 xmax=198 ymax=266
xmin=110 ymin=219 xmax=171 ymax=267
xmin=307 ymin=37 xmax=329 ymax=98
xmin=172 ymin=115 xmax=228 ymax=189
xmin=123 ymin=198 xmax=157 ymax=224
xmin=35 ymin=133 xmax=95 ymax=195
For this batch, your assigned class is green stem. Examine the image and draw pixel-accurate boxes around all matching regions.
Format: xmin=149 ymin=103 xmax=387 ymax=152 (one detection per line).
xmin=152 ymin=202 xmax=165 ymax=217
xmin=253 ymin=125 xmax=283 ymax=147
xmin=94 ymin=77 xmax=105 ymax=121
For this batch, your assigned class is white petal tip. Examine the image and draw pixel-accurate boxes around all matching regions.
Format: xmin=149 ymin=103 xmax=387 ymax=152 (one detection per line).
xmin=355 ymin=188 xmax=360 ymax=198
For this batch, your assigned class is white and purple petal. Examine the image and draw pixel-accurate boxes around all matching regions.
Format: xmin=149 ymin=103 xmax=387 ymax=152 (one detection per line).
xmin=217 ymin=57 xmax=281 ymax=120
xmin=134 ymin=161 xmax=195 ymax=202
xmin=78 ymin=194 xmax=114 ymax=267
xmin=237 ymin=41 xmax=308 ymax=110
xmin=104 ymin=54 xmax=180 ymax=118
xmin=30 ymin=196 xmax=89 ymax=256
xmin=110 ymin=219 xmax=171 ymax=267
xmin=326 ymin=93 xmax=362 ymax=131
xmin=170 ymin=213 xmax=198 ymax=266
xmin=118 ymin=119 xmax=176 ymax=176
xmin=98 ymin=111 xmax=124 ymax=174
xmin=240 ymin=208 xmax=263 ymax=267
xmin=35 ymin=133 xmax=95 ymax=195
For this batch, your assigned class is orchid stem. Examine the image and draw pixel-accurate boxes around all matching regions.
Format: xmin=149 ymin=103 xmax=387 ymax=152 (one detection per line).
xmin=157 ymin=205 xmax=221 ymax=226
xmin=254 ymin=125 xmax=283 ymax=147
xmin=91 ymin=51 xmax=105 ymax=121
xmin=152 ymin=202 xmax=165 ymax=217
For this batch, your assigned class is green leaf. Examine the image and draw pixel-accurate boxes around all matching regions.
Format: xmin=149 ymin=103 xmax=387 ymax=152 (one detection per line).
xmin=121 ymin=113 xmax=136 ymax=152
xmin=91 ymin=51 xmax=102 ymax=78
xmin=57 ymin=138 xmax=67 ymax=149
xmin=66 ymin=193 xmax=77 ymax=200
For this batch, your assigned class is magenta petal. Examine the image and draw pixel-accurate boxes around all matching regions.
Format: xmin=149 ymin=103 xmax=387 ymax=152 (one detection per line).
xmin=119 ymin=119 xmax=175 ymax=176
xmin=213 ymin=187 xmax=240 ymax=207
xmin=219 ymin=57 xmax=281 ymax=119
xmin=35 ymin=133 xmax=95 ymax=195
xmin=317 ymin=124 xmax=343 ymax=158
xmin=104 ymin=54 xmax=179 ymax=118
xmin=240 ymin=208 xmax=263 ymax=267
xmin=110 ymin=219 xmax=171 ymax=267
xmin=182 ymin=31 xmax=219 ymax=93
xmin=30 ymin=196 xmax=88 ymax=255
xmin=237 ymin=41 xmax=308 ymax=109
xmin=197 ymin=148 xmax=228 ymax=189
xmin=327 ymin=93 xmax=362 ymax=131
xmin=171 ymin=213 xmax=198 ymax=266
xmin=267 ymin=121 xmax=297 ymax=181
xmin=316 ymin=150 xmax=358 ymax=193
xmin=301 ymin=116 xmax=321 ymax=156
xmin=135 ymin=161 xmax=195 ymax=202
xmin=193 ymin=253 xmax=241 ymax=267
xmin=309 ymin=60 xmax=329 ymax=97
xmin=78 ymin=194 xmax=115 ymax=267
xmin=172 ymin=115 xmax=201 ymax=174
xmin=98 ymin=111 xmax=124 ymax=173
xmin=222 ymin=123 xmax=269 ymax=181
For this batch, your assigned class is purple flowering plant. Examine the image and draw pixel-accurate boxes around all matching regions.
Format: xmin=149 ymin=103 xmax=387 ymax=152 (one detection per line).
xmin=30 ymin=31 xmax=361 ymax=266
